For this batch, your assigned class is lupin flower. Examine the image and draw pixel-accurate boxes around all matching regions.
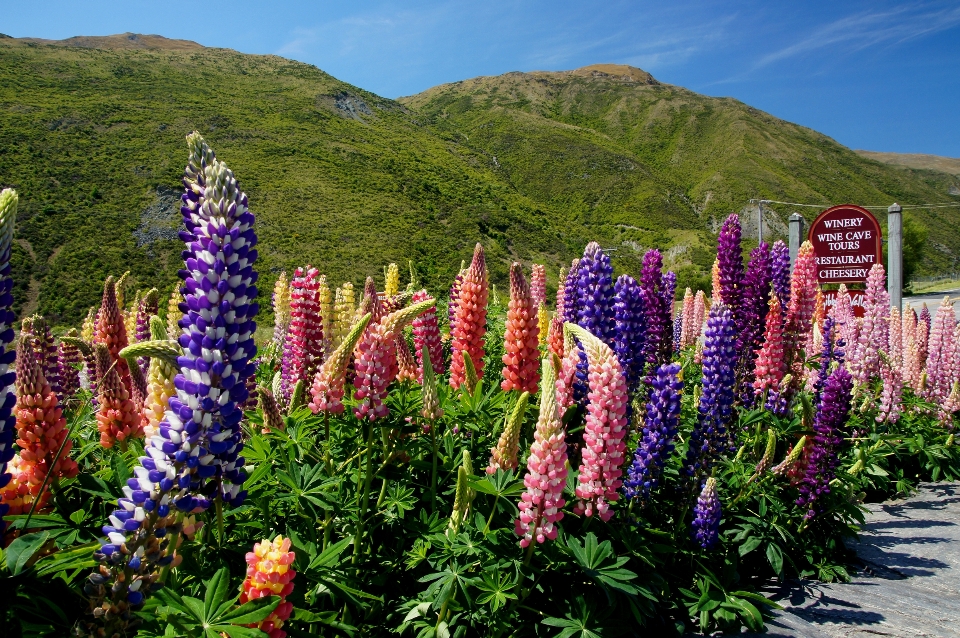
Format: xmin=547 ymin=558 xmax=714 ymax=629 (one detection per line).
xmin=829 ymin=284 xmax=858 ymax=356
xmin=925 ymin=298 xmax=957 ymax=402
xmin=448 ymin=261 xmax=465 ymax=334
xmin=502 ymin=263 xmax=541 ymax=393
xmin=82 ymin=306 xmax=97 ymax=343
xmin=547 ymin=315 xmax=565 ymax=360
xmin=797 ymin=365 xmax=853 ymax=519
xmin=560 ymin=259 xmax=580 ymax=325
xmin=95 ymin=344 xmax=143 ymax=449
xmin=259 ymin=388 xmax=285 ymax=433
xmin=487 ymin=391 xmax=530 ymax=473
xmin=692 ymin=290 xmax=706 ymax=342
xmin=81 ymin=133 xmax=260 ymax=635
xmin=679 ymin=288 xmax=696 ymax=349
xmin=710 ymin=259 xmax=721 ymax=303
xmin=537 ymin=303 xmax=549 ymax=348
xmin=94 ymin=276 xmax=133 ymax=397
xmin=692 ymin=477 xmax=721 ymax=549
xmin=411 ymin=289 xmax=444 ymax=381
xmin=317 ymin=276 xmax=333 ymax=356
xmin=623 ymin=363 xmax=683 ymax=505
xmin=772 ymin=435 xmax=807 ymax=477
xmin=889 ymin=307 xmax=903 ymax=369
xmin=530 ymin=264 xmax=546 ymax=308
xmin=57 ymin=329 xmax=83 ymax=400
xmin=239 ymin=535 xmax=296 ymax=638
xmin=753 ymin=294 xmax=786 ymax=399
xmin=272 ymin=272 xmax=292 ymax=350
xmin=23 ymin=315 xmax=62 ymax=405
xmin=673 ymin=316 xmax=682 ymax=352
xmin=134 ymin=289 xmax=160 ymax=376
xmin=849 ymin=264 xmax=889 ymax=386
xmin=877 ymin=353 xmax=903 ymax=424
xmin=136 ymin=318 xmax=178 ymax=440
xmin=355 ymin=300 xmax=435 ymax=421
xmin=920 ymin=303 xmax=932 ymax=332
xmin=902 ymin=309 xmax=922 ymax=387
xmin=281 ymin=267 xmax=324 ymax=402
xmin=555 ymin=329 xmax=579 ymax=415
xmin=662 ymin=270 xmax=677 ymax=356
xmin=613 ymin=274 xmax=646 ymax=392
xmin=395 ymin=336 xmax=418 ymax=383
xmin=567 ymin=324 xmax=629 ymax=522
xmin=717 ymin=214 xmax=744 ymax=317
xmin=575 ymin=243 xmax=616 ymax=346
xmin=640 ymin=249 xmax=670 ymax=368
xmin=771 ymin=240 xmax=791 ymax=307
xmin=916 ymin=310 xmax=929 ymax=379
xmin=165 ymin=283 xmax=183 ymax=343
xmin=332 ymin=282 xmax=356 ymax=350
xmin=783 ymin=241 xmax=817 ymax=374
xmin=685 ymin=304 xmax=737 ymax=480
xmin=555 ymin=266 xmax=568 ymax=318
xmin=0 ymin=189 xmax=18 ymax=531
xmin=385 ymin=262 xmax=400 ymax=297
xmin=309 ymin=314 xmax=371 ymax=415
xmin=449 ymin=244 xmax=488 ymax=389
xmin=516 ymin=356 xmax=568 ymax=547
xmin=736 ymin=243 xmax=772 ymax=392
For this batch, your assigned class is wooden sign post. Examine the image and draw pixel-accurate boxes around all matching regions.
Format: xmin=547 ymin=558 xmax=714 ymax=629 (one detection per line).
xmin=808 ymin=204 xmax=882 ymax=318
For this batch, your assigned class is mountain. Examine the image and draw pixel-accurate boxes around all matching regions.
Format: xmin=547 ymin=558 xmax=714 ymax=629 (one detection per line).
xmin=1 ymin=40 xmax=958 ymax=325
xmin=854 ymin=150 xmax=960 ymax=177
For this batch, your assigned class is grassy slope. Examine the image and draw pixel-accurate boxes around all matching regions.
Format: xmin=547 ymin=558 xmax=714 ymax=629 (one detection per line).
xmin=401 ymin=66 xmax=960 ymax=276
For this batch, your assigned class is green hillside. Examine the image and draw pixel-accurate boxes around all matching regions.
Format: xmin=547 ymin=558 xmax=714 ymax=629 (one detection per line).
xmin=1 ymin=41 xmax=957 ymax=326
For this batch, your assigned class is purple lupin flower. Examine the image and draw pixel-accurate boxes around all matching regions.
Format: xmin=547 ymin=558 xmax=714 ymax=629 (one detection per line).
xmin=613 ymin=275 xmax=646 ymax=392
xmin=796 ymin=365 xmax=853 ymax=519
xmin=83 ymin=133 xmax=259 ymax=634
xmin=623 ymin=363 xmax=682 ymax=505
xmin=0 ymin=189 xmax=17 ymax=537
xmin=813 ymin=317 xmax=843 ymax=402
xmin=771 ymin=240 xmax=790 ymax=307
xmin=684 ymin=304 xmax=737 ymax=480
xmin=919 ymin=304 xmax=931 ymax=333
xmin=717 ymin=214 xmax=744 ymax=318
xmin=736 ymin=243 xmax=772 ymax=400
xmin=561 ymin=258 xmax=581 ymax=325
xmin=692 ymin=477 xmax=722 ymax=549
xmin=575 ymin=243 xmax=615 ymax=346
xmin=673 ymin=315 xmax=682 ymax=353
xmin=640 ymin=249 xmax=669 ymax=369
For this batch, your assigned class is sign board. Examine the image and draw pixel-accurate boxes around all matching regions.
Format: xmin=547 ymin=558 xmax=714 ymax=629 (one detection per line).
xmin=808 ymin=204 xmax=882 ymax=284
xmin=822 ymin=289 xmax=866 ymax=319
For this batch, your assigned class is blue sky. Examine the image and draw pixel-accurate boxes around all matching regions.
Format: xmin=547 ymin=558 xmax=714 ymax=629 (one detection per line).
xmin=4 ymin=0 xmax=959 ymax=156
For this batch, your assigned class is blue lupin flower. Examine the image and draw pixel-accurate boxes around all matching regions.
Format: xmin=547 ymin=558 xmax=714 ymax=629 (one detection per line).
xmin=575 ymin=242 xmax=615 ymax=346
xmin=0 ymin=190 xmax=17 ymax=536
xmin=623 ymin=363 xmax=683 ymax=505
xmin=613 ymin=274 xmax=646 ymax=393
xmin=771 ymin=240 xmax=791 ymax=307
xmin=692 ymin=477 xmax=722 ymax=549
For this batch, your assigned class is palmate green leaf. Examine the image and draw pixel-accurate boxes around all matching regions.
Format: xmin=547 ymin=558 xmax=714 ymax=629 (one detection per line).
xmin=217 ymin=596 xmax=280 ymax=624
xmin=4 ymin=531 xmax=51 ymax=576
xmin=203 ymin=567 xmax=233 ymax=620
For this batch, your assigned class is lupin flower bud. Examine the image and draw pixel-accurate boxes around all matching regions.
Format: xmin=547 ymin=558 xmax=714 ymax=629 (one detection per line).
xmin=272 ymin=272 xmax=292 ymax=350
xmin=450 ymin=244 xmax=488 ymax=389
xmin=488 ymin=391 xmax=530 ymax=473
xmin=385 ymin=262 xmax=400 ymax=298
xmin=23 ymin=316 xmax=62 ymax=405
xmin=797 ymin=366 xmax=853 ymax=519
xmin=530 ymin=264 xmax=546 ymax=308
xmin=711 ymin=259 xmax=721 ymax=303
xmin=567 ymin=324 xmax=629 ymax=522
xmin=547 ymin=314 xmax=565 ymax=360
xmin=411 ymin=289 xmax=444 ymax=381
xmin=331 ymin=282 xmax=356 ymax=350
xmin=537 ymin=304 xmax=549 ymax=348
xmin=692 ymin=477 xmax=721 ymax=549
xmin=137 ymin=318 xmax=178 ymax=439
xmin=448 ymin=450 xmax=475 ymax=535
xmin=772 ymin=435 xmax=807 ymax=476
xmin=679 ymin=288 xmax=696 ymax=349
xmin=281 ymin=266 xmax=324 ymax=402
xmin=685 ymin=304 xmax=737 ymax=480
xmin=317 ymin=276 xmax=333 ymax=356
xmin=95 ymin=344 xmax=142 ymax=449
xmin=613 ymin=274 xmax=646 ymax=392
xmin=240 ymin=535 xmax=296 ymax=638
xmin=94 ymin=276 xmax=133 ymax=397
xmin=623 ymin=363 xmax=683 ymax=506
xmin=309 ymin=314 xmax=371 ymax=415
xmin=516 ymin=356 xmax=568 ymax=547
xmin=395 ymin=336 xmax=417 ymax=383
xmin=57 ymin=328 xmax=83 ymax=400
xmin=755 ymin=428 xmax=777 ymax=475
xmin=420 ymin=348 xmax=443 ymax=422
xmin=354 ymin=300 xmax=435 ymax=421
xmin=877 ymin=352 xmax=903 ymax=424
xmin=82 ymin=306 xmax=97 ymax=343
xmin=502 ymin=263 xmax=540 ymax=393
xmin=771 ymin=240 xmax=791 ymax=307
xmin=259 ymin=387 xmax=285 ymax=433
xmin=165 ymin=283 xmax=183 ymax=342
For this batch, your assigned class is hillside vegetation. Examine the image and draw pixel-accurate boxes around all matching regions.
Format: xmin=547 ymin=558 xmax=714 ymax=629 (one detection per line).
xmin=1 ymin=40 xmax=957 ymax=325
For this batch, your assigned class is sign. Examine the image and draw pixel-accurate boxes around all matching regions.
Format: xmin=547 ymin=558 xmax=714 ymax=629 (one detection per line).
xmin=808 ymin=204 xmax=882 ymax=284
xmin=822 ymin=289 xmax=866 ymax=319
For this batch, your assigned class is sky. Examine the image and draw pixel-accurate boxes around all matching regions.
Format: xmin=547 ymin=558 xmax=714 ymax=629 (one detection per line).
xmin=3 ymin=0 xmax=959 ymax=157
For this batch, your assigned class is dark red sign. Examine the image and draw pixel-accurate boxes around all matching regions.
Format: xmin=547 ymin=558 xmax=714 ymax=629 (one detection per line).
xmin=822 ymin=289 xmax=866 ymax=319
xmin=808 ymin=204 xmax=882 ymax=284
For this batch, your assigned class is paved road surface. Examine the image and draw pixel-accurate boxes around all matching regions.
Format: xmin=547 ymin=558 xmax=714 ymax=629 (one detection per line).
xmin=903 ymin=288 xmax=960 ymax=314
xmin=742 ymin=483 xmax=960 ymax=637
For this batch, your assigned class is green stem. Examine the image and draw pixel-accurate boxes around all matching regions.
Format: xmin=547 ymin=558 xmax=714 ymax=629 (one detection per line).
xmin=352 ymin=422 xmax=377 ymax=567
xmin=21 ymin=411 xmax=78 ymax=534
xmin=324 ymin=413 xmax=332 ymax=474
xmin=482 ymin=495 xmax=500 ymax=534
xmin=430 ymin=419 xmax=438 ymax=512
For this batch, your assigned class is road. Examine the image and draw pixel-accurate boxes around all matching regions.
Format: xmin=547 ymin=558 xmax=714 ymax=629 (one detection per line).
xmin=903 ymin=288 xmax=960 ymax=315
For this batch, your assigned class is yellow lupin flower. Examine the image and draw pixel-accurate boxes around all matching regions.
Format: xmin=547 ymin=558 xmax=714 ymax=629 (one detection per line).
xmin=140 ymin=317 xmax=176 ymax=439
xmin=166 ymin=283 xmax=183 ymax=340
xmin=385 ymin=262 xmax=400 ymax=297
xmin=537 ymin=303 xmax=549 ymax=348
xmin=332 ymin=282 xmax=356 ymax=349
xmin=81 ymin=307 xmax=96 ymax=343
xmin=272 ymin=271 xmax=292 ymax=349
xmin=317 ymin=274 xmax=333 ymax=355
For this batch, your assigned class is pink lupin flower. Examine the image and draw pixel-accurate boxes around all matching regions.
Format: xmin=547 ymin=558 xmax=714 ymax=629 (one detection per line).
xmin=239 ymin=535 xmax=296 ymax=638
xmin=555 ymin=328 xmax=579 ymax=416
xmin=849 ymin=264 xmax=889 ymax=386
xmin=710 ymin=259 xmax=721 ymax=303
xmin=555 ymin=266 xmax=568 ymax=318
xmin=678 ymin=288 xmax=695 ymax=348
xmin=692 ymin=290 xmax=707 ymax=341
xmin=530 ymin=264 xmax=546 ymax=308
xmin=516 ymin=356 xmax=568 ymax=547
xmin=411 ymin=289 xmax=444 ymax=382
xmin=547 ymin=315 xmax=565 ymax=361
xmin=753 ymin=294 xmax=786 ymax=397
xmin=567 ymin=323 xmax=629 ymax=522
xmin=354 ymin=299 xmax=435 ymax=421
xmin=877 ymin=353 xmax=903 ymax=424
xmin=901 ymin=309 xmax=919 ymax=387
xmin=916 ymin=311 xmax=929 ymax=379
xmin=502 ymin=263 xmax=540 ymax=393
xmin=784 ymin=241 xmax=818 ymax=372
xmin=309 ymin=314 xmax=371 ymax=415
xmin=395 ymin=336 xmax=418 ymax=383
xmin=924 ymin=298 xmax=956 ymax=402
xmin=281 ymin=267 xmax=324 ymax=401
xmin=450 ymin=244 xmax=488 ymax=389
xmin=889 ymin=307 xmax=903 ymax=369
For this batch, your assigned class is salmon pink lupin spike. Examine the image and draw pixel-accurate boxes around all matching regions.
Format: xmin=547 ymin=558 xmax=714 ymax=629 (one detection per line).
xmin=501 ymin=263 xmax=540 ymax=393
xmin=449 ymin=244 xmax=488 ymax=390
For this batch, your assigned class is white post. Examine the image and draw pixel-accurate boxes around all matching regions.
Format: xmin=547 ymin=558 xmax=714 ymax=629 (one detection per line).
xmin=758 ymin=200 xmax=764 ymax=245
xmin=788 ymin=213 xmax=804 ymax=268
xmin=888 ymin=203 xmax=903 ymax=310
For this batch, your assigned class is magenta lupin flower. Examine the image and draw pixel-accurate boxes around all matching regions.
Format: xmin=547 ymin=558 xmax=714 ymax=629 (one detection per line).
xmin=567 ymin=323 xmax=629 ymax=522
xmin=515 ymin=356 xmax=568 ymax=547
xmin=281 ymin=266 xmax=324 ymax=402
xmin=717 ymin=214 xmax=744 ymax=317
xmin=412 ymin=289 xmax=444 ymax=382
xmin=309 ymin=314 xmax=371 ymax=415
